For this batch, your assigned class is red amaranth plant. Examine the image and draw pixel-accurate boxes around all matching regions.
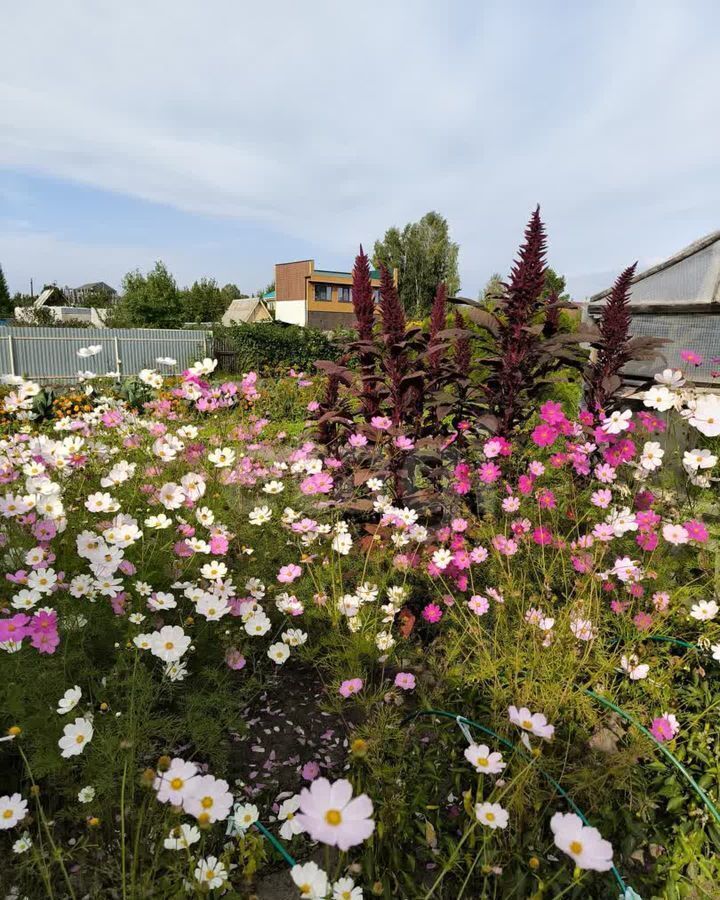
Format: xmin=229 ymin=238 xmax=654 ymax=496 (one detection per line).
xmin=352 ymin=246 xmax=380 ymax=419
xmin=584 ymin=263 xmax=665 ymax=414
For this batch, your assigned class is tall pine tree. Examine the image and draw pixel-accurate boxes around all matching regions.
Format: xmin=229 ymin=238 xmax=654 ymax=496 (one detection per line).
xmin=0 ymin=263 xmax=10 ymax=317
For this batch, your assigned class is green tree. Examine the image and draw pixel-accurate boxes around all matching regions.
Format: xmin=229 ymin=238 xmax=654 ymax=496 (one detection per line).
xmin=183 ymin=277 xmax=228 ymax=323
xmin=0 ymin=264 xmax=10 ymax=317
xmin=220 ymin=283 xmax=248 ymax=302
xmin=479 ymin=272 xmax=505 ymax=303
xmin=121 ymin=261 xmax=182 ymax=328
xmin=373 ymin=211 xmax=460 ymax=317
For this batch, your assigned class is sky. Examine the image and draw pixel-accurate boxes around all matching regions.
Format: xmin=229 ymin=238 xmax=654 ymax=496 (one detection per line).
xmin=2 ymin=0 xmax=720 ymax=300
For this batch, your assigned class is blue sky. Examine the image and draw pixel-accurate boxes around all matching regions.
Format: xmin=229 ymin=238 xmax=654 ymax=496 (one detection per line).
xmin=2 ymin=1 xmax=720 ymax=299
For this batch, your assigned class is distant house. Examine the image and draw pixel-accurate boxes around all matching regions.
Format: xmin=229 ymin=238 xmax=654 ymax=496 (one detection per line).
xmin=274 ymin=259 xmax=389 ymax=329
xmin=64 ymin=282 xmax=118 ymax=305
xmin=588 ymin=231 xmax=720 ymax=385
xmin=14 ymin=285 xmax=107 ymax=327
xmin=221 ymin=297 xmax=273 ymax=326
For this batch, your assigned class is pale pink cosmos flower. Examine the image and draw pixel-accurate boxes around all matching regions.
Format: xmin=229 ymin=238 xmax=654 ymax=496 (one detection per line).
xmin=662 ymin=523 xmax=689 ymax=545
xmin=370 ymin=416 xmax=392 ymax=430
xmin=278 ymin=564 xmax=302 ymax=583
xmin=295 ymin=778 xmax=374 ymax=851
xmin=468 ymin=595 xmax=489 ymax=615
xmin=394 ymin=672 xmax=416 ymax=690
xmin=339 ymin=678 xmax=363 ymax=698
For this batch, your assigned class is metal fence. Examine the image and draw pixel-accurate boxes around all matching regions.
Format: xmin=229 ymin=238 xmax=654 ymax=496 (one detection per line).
xmin=0 ymin=326 xmax=213 ymax=383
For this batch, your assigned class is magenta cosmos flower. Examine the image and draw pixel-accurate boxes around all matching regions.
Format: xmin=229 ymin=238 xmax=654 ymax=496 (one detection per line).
xmin=295 ymin=778 xmax=374 ymax=851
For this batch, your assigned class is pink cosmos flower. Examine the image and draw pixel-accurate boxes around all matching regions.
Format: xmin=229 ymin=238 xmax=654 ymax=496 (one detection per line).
xmin=684 ymin=520 xmax=709 ymax=543
xmin=31 ymin=629 xmax=60 ymax=654
xmin=307 ymin=400 xmax=320 ymax=412
xmin=225 ymin=649 xmax=246 ymax=670
xmin=633 ymin=612 xmax=653 ymax=631
xmin=594 ymin=464 xmax=617 ymax=484
xmin=300 ymin=472 xmax=334 ymax=495
xmin=421 ymin=603 xmax=443 ymax=623
xmin=650 ymin=717 xmax=675 ymax=741
xmin=533 ymin=527 xmax=553 ymax=546
xmin=531 ymin=423 xmax=558 ymax=448
xmin=348 ymin=433 xmax=368 ymax=448
xmin=539 ymin=401 xmax=567 ymax=426
xmin=301 ymin=761 xmax=321 ymax=781
xmin=370 ymin=416 xmax=392 ymax=430
xmin=451 ymin=517 xmax=468 ymax=532
xmin=0 ymin=614 xmax=29 ymax=643
xmin=680 ymin=349 xmax=703 ymax=366
xmin=652 ymin=591 xmax=670 ymax=611
xmin=517 ymin=474 xmax=534 ymax=495
xmin=339 ymin=678 xmax=363 ymax=698
xmin=394 ymin=436 xmax=415 ymax=451
xmin=478 ymin=462 xmax=502 ymax=484
xmin=278 ymin=564 xmax=302 ymax=583
xmin=636 ymin=531 xmax=659 ymax=552
xmin=535 ymin=488 xmax=555 ymax=509
xmin=209 ymin=535 xmax=229 ymax=555
xmin=662 ymin=523 xmax=689 ymax=546
xmin=468 ymin=595 xmax=489 ymax=615
xmin=394 ymin=672 xmax=416 ymax=690
xmin=470 ymin=546 xmax=488 ymax=564
xmin=591 ymin=489 xmax=612 ymax=509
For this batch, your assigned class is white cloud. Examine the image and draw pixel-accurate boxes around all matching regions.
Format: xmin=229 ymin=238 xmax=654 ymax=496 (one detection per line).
xmin=2 ymin=1 xmax=720 ymax=298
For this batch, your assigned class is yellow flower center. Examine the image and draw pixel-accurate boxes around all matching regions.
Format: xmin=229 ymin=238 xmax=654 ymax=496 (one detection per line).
xmin=3 ymin=809 xmax=12 ymax=819
xmin=570 ymin=840 xmax=583 ymax=855
xmin=325 ymin=809 xmax=342 ymax=826
xmin=478 ymin=758 xmax=488 ymax=767
xmin=197 ymin=812 xmax=210 ymax=825
xmin=205 ymin=870 xmax=215 ymax=880
xmin=75 ymin=734 xmax=85 ymax=744
xmin=201 ymin=796 xmax=213 ymax=809
xmin=300 ymin=885 xmax=310 ymax=894
xmin=164 ymin=641 xmax=174 ymax=650
xmin=170 ymin=777 xmax=183 ymax=790
xmin=522 ymin=719 xmax=533 ymax=730
xmin=485 ymin=811 xmax=495 ymax=822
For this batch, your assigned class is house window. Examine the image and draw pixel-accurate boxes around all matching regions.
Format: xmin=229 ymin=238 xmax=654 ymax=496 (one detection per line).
xmin=338 ymin=286 xmax=352 ymax=303
xmin=314 ymin=283 xmax=332 ymax=302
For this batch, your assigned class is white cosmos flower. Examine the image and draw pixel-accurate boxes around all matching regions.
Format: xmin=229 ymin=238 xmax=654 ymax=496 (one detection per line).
xmin=12 ymin=831 xmax=32 ymax=853
xmin=291 ymin=861 xmax=328 ymax=899
xmin=432 ymin=548 xmax=453 ymax=570
xmin=550 ymin=811 xmax=614 ymax=871
xmin=688 ymin=395 xmax=720 ymax=437
xmin=58 ymin=717 xmax=94 ymax=758
xmin=57 ymin=686 xmax=82 ymax=715
xmin=78 ymin=786 xmax=95 ymax=803
xmin=639 ymin=441 xmax=664 ymax=471
xmin=164 ymin=823 xmax=200 ymax=850
xmin=690 ymin=600 xmax=719 ymax=621
xmin=263 ymin=480 xmax=284 ymax=494
xmin=683 ymin=448 xmax=718 ymax=471
xmin=0 ymin=794 xmax=28 ymax=829
xmin=464 ymin=743 xmax=506 ymax=774
xmin=208 ymin=447 xmax=236 ymax=468
xmin=475 ymin=802 xmax=509 ymax=829
xmin=189 ymin=357 xmax=218 ymax=376
xmin=249 ymin=505 xmax=272 ymax=525
xmin=150 ymin=625 xmax=191 ymax=662
xmin=155 ymin=357 xmax=177 ymax=367
xmin=145 ymin=513 xmax=172 ymax=529
xmin=620 ymin=654 xmax=649 ymax=680
xmin=229 ymin=803 xmax=259 ymax=833
xmin=642 ymin=385 xmax=676 ymax=411
xmin=194 ymin=856 xmax=227 ymax=890
xmin=278 ymin=795 xmax=303 ymax=840
xmin=268 ymin=642 xmax=290 ymax=664
xmin=508 ymin=705 xmax=555 ymax=740
xmin=654 ymin=368 xmax=685 ymax=388
xmin=601 ymin=409 xmax=632 ymax=433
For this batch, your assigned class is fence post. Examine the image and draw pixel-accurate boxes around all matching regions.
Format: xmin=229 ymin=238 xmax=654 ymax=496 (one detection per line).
xmin=7 ymin=335 xmax=15 ymax=376
xmin=114 ymin=336 xmax=121 ymax=376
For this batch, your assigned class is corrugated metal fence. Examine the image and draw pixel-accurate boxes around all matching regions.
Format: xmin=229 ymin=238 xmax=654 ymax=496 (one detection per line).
xmin=0 ymin=327 xmax=212 ymax=382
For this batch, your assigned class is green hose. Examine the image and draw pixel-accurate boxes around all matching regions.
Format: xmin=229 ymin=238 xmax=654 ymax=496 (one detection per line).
xmin=253 ymin=820 xmax=297 ymax=867
xmin=402 ymin=707 xmax=628 ymax=893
